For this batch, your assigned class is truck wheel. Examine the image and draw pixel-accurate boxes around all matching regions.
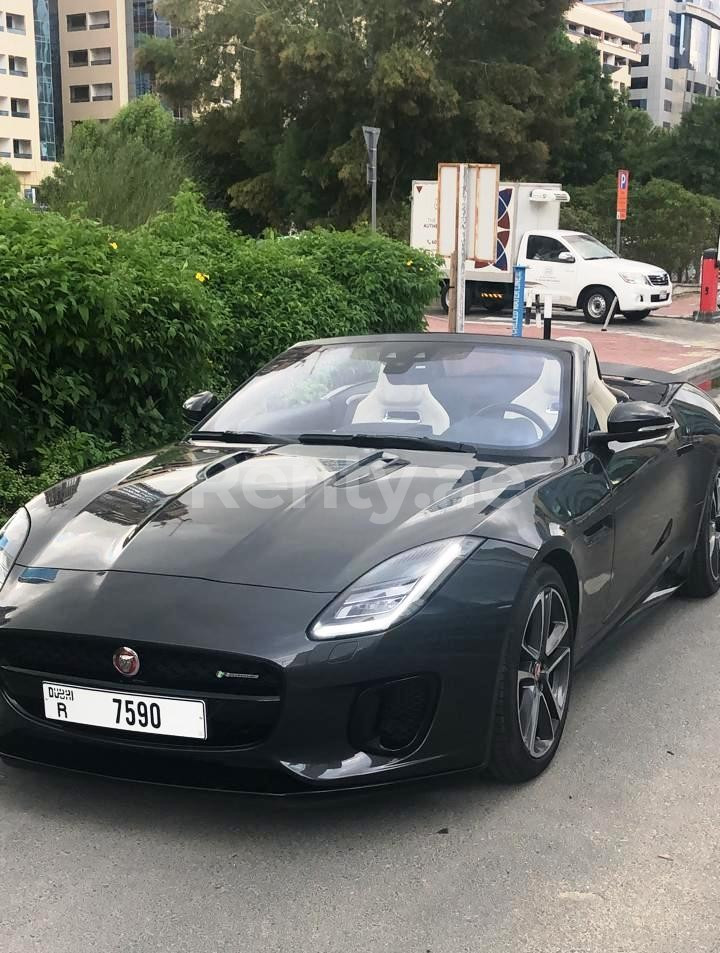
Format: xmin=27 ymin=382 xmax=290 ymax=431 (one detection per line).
xmin=440 ymin=282 xmax=450 ymax=315
xmin=439 ymin=282 xmax=474 ymax=316
xmin=582 ymin=287 xmax=615 ymax=324
xmin=623 ymin=310 xmax=650 ymax=323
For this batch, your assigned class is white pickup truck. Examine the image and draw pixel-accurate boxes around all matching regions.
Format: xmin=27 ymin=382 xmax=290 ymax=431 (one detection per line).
xmin=410 ymin=180 xmax=673 ymax=323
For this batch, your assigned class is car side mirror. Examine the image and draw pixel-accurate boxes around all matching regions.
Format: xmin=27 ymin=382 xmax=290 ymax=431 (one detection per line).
xmin=557 ymin=251 xmax=575 ymax=264
xmin=183 ymin=391 xmax=219 ymax=426
xmin=590 ymin=401 xmax=675 ymax=446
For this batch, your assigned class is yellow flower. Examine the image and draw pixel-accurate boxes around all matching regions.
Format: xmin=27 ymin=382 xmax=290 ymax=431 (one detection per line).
xmin=194 ymin=272 xmax=209 ymax=283
xmin=406 ymin=260 xmax=413 ymax=267
xmin=109 ymin=241 xmax=118 ymax=250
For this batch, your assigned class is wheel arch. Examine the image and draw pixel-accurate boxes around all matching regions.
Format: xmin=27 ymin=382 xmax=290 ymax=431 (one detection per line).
xmin=577 ymin=284 xmax=615 ymax=311
xmin=542 ymin=549 xmax=580 ymax=631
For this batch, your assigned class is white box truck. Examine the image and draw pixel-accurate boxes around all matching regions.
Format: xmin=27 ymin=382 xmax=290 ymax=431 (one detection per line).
xmin=410 ymin=179 xmax=673 ymax=324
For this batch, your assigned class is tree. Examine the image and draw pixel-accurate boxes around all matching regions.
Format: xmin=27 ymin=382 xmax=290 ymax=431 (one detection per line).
xmin=139 ymin=0 xmax=575 ymax=232
xmin=0 ymin=163 xmax=21 ymax=204
xmin=550 ymin=40 xmax=632 ymax=186
xmin=40 ymin=96 xmax=194 ymax=228
xmin=652 ymin=97 xmax=720 ymax=199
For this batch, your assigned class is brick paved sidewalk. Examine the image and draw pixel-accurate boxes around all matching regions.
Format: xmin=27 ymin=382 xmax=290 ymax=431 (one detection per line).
xmin=426 ymin=314 xmax=720 ymax=388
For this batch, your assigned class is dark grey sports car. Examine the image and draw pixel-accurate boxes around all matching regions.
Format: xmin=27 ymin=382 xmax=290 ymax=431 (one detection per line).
xmin=1 ymin=334 xmax=719 ymax=791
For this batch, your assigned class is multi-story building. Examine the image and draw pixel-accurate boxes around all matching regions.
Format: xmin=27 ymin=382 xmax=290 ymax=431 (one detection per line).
xmin=57 ymin=0 xmax=128 ymax=138
xmin=565 ymin=2 xmax=643 ymax=91
xmin=0 ymin=0 xmax=61 ymax=191
xmin=588 ymin=0 xmax=720 ymax=126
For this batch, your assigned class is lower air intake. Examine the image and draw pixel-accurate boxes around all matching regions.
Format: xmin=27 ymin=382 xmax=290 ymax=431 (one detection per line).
xmin=349 ymin=675 xmax=438 ymax=756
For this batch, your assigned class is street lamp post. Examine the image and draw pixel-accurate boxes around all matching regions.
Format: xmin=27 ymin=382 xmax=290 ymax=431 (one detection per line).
xmin=363 ymin=125 xmax=381 ymax=231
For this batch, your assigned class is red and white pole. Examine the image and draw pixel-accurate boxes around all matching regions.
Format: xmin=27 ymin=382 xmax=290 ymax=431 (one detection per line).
xmin=697 ymin=249 xmax=719 ymax=322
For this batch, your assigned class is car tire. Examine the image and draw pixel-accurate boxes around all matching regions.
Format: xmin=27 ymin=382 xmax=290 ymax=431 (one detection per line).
xmin=488 ymin=564 xmax=574 ymax=783
xmin=623 ymin=310 xmax=651 ymax=323
xmin=581 ymin=287 xmax=615 ymax=324
xmin=684 ymin=470 xmax=720 ymax=598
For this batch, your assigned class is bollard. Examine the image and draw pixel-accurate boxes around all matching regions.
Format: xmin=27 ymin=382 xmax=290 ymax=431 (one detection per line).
xmin=512 ymin=265 xmax=527 ymax=337
xmin=696 ymin=249 xmax=720 ymax=323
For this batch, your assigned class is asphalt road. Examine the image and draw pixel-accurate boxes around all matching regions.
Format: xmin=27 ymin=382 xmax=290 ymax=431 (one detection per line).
xmin=1 ymin=591 xmax=719 ymax=953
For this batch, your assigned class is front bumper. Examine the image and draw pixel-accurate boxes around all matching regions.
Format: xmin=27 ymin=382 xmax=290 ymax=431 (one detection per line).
xmin=616 ymin=284 xmax=672 ymax=313
xmin=0 ymin=545 xmax=530 ymax=793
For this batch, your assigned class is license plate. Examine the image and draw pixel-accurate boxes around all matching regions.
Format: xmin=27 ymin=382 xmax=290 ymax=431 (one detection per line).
xmin=43 ymin=682 xmax=207 ymax=740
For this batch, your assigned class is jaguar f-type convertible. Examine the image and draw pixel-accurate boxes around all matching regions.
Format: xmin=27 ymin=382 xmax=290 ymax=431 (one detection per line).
xmin=1 ymin=334 xmax=719 ymax=791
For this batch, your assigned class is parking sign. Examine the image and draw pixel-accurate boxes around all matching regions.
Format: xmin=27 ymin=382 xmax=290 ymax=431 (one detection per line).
xmin=617 ymin=169 xmax=630 ymax=221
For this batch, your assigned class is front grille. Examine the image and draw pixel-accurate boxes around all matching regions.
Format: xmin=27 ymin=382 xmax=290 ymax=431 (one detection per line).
xmin=649 ymin=274 xmax=669 ymax=286
xmin=0 ymin=631 xmax=283 ymax=748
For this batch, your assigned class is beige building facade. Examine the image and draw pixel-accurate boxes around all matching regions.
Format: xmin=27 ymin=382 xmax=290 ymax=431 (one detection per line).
xmin=56 ymin=0 xmax=129 ymax=140
xmin=0 ymin=0 xmax=53 ymax=188
xmin=565 ymin=1 xmax=643 ymax=91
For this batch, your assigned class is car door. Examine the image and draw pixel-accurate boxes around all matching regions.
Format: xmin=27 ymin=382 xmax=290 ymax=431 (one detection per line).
xmin=524 ymin=235 xmax=577 ymax=306
xmin=669 ymin=384 xmax=720 ymax=550
xmin=599 ymin=420 xmax=690 ymax=618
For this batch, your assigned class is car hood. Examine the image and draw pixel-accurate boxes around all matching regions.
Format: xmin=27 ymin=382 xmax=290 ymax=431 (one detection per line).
xmin=612 ymin=258 xmax=668 ymax=278
xmin=22 ymin=441 xmax=562 ymax=593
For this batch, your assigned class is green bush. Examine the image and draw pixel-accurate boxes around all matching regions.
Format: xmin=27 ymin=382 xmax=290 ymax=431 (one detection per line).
xmin=289 ymin=228 xmax=439 ymax=335
xmin=0 ymin=201 xmax=220 ymax=468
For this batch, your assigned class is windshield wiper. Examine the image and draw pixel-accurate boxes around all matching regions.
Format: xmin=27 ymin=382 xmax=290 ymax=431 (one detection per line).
xmin=189 ymin=430 xmax=288 ymax=445
xmin=297 ymin=432 xmax=476 ymax=453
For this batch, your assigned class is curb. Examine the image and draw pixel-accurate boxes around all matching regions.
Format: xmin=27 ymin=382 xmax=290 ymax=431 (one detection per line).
xmin=677 ymin=354 xmax=720 ymax=391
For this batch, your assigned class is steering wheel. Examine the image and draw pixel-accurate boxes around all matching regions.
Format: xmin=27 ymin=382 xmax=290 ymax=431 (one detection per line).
xmin=471 ymin=402 xmax=552 ymax=438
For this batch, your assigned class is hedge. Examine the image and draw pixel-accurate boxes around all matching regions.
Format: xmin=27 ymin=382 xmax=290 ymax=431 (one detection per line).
xmin=0 ymin=186 xmax=440 ymax=517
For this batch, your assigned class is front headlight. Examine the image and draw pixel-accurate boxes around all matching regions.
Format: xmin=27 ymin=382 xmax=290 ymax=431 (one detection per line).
xmin=619 ymin=273 xmax=650 ymax=285
xmin=0 ymin=508 xmax=30 ymax=591
xmin=309 ymin=537 xmax=481 ymax=640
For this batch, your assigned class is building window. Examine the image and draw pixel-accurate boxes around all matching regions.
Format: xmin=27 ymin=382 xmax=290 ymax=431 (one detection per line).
xmin=630 ymin=76 xmax=649 ymax=89
xmin=70 ymin=84 xmax=90 ymax=103
xmin=0 ymin=96 xmax=7 ymax=116
xmin=0 ymin=138 xmax=10 ymax=158
xmin=68 ymin=49 xmax=89 ymax=67
xmin=91 ymin=82 xmax=112 ymax=101
xmin=625 ymin=10 xmax=648 ymax=23
xmin=640 ymin=53 xmax=650 ymax=66
xmin=663 ymin=121 xmax=672 ymax=129
xmin=669 ymin=32 xmax=680 ymax=47
xmin=5 ymin=12 xmax=26 ymax=34
xmin=642 ymin=33 xmax=650 ymax=43
xmin=694 ymin=82 xmax=707 ymax=95
xmin=8 ymin=55 xmax=28 ymax=77
xmin=630 ymin=98 xmax=648 ymax=110
xmin=669 ymin=56 xmax=679 ymax=68
xmin=665 ymin=77 xmax=673 ymax=91
xmin=10 ymin=97 xmax=30 ymax=118
xmin=664 ymin=99 xmax=673 ymax=112
xmin=90 ymin=47 xmax=111 ymax=66
xmin=88 ymin=10 xmax=110 ymax=29
xmin=66 ymin=12 xmax=86 ymax=31
xmin=12 ymin=139 xmax=32 ymax=159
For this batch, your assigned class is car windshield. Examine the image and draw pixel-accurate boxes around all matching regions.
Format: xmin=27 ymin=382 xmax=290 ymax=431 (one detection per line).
xmin=570 ymin=234 xmax=617 ymax=260
xmin=199 ymin=340 xmax=571 ymax=456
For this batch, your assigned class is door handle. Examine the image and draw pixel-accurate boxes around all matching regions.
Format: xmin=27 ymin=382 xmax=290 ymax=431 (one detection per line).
xmin=677 ymin=443 xmax=694 ymax=457
xmin=584 ymin=515 xmax=613 ymax=539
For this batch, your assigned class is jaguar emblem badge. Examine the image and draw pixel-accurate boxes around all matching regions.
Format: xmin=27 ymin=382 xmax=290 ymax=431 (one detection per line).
xmin=113 ymin=646 xmax=140 ymax=677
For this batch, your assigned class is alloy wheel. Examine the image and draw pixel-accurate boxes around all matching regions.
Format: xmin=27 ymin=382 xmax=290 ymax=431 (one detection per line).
xmin=517 ymin=587 xmax=572 ymax=759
